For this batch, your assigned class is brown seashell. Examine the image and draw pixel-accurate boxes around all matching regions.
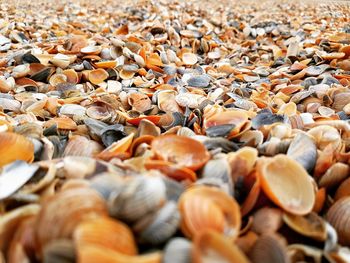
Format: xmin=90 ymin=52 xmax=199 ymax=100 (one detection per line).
xmin=283 ymin=212 xmax=327 ymax=241
xmin=35 ymin=187 xmax=108 ymax=254
xmin=326 ymin=197 xmax=350 ymax=246
xmin=128 ymin=93 xmax=152 ymax=112
xmin=44 ymin=117 xmax=78 ymax=130
xmin=312 ymin=187 xmax=326 ymax=213
xmin=257 ymin=155 xmax=315 ymax=215
xmin=74 ymin=217 xmax=137 ymax=256
xmin=318 ymin=162 xmax=349 ymax=189
xmin=151 ymin=135 xmax=210 ymax=171
xmin=251 ymin=207 xmax=283 ymax=235
xmin=236 ymin=231 xmax=258 ymax=255
xmin=0 ymin=132 xmax=34 ymax=167
xmin=178 ymin=186 xmax=241 ymax=240
xmin=63 ymin=135 xmax=103 ymax=157
xmin=249 ymin=233 xmax=290 ymax=263
xmin=86 ymin=106 xmax=111 ymax=121
xmin=192 ymin=230 xmax=250 ymax=263
xmin=88 ymin=69 xmax=109 ymax=85
xmin=334 ymin=177 xmax=350 ymax=201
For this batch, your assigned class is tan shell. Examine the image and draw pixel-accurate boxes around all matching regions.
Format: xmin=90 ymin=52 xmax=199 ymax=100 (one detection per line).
xmin=251 ymin=207 xmax=283 ymax=235
xmin=88 ymin=69 xmax=109 ymax=85
xmin=128 ymin=93 xmax=152 ymax=112
xmin=257 ymin=155 xmax=315 ymax=215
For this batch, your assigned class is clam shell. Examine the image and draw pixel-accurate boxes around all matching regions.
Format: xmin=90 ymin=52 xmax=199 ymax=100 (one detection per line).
xmin=63 ymin=135 xmax=103 ymax=157
xmin=335 ymin=177 xmax=350 ymax=201
xmin=88 ymin=69 xmax=109 ymax=85
xmin=318 ymin=162 xmax=349 ymax=189
xmin=187 ymin=75 xmax=210 ymax=88
xmin=0 ymin=97 xmax=21 ymax=112
xmin=86 ymin=106 xmax=111 ymax=121
xmin=251 ymin=207 xmax=283 ymax=235
xmin=128 ymin=93 xmax=152 ymax=112
xmin=163 ymin=238 xmax=192 ymax=263
xmin=326 ymin=197 xmax=350 ymax=246
xmin=137 ymin=201 xmax=180 ymax=245
xmin=0 ymin=132 xmax=34 ymax=167
xmin=182 ymin=53 xmax=198 ymax=65
xmin=257 ymin=155 xmax=315 ymax=215
xmin=59 ymin=104 xmax=86 ymax=117
xmin=178 ymin=186 xmax=241 ymax=239
xmin=44 ymin=117 xmax=78 ymax=130
xmin=108 ymin=176 xmax=166 ymax=222
xmin=249 ymin=233 xmax=290 ymax=263
xmin=14 ymin=122 xmax=43 ymax=139
xmin=193 ymin=230 xmax=250 ymax=263
xmin=35 ymin=187 xmax=108 ymax=253
xmin=74 ymin=217 xmax=137 ymax=255
xmin=151 ymin=135 xmax=210 ymax=171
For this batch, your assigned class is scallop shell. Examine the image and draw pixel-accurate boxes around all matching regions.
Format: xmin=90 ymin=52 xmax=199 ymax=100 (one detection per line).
xmin=151 ymin=135 xmax=209 ymax=171
xmin=0 ymin=132 xmax=34 ymax=167
xmin=192 ymin=230 xmax=250 ymax=263
xmin=326 ymin=197 xmax=350 ymax=246
xmin=257 ymin=155 xmax=315 ymax=215
xmin=178 ymin=186 xmax=241 ymax=240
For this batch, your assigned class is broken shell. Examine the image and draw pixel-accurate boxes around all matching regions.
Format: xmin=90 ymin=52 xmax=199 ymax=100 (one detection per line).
xmin=0 ymin=132 xmax=34 ymax=167
xmin=318 ymin=162 xmax=350 ymax=189
xmin=88 ymin=69 xmax=109 ymax=85
xmin=128 ymin=93 xmax=152 ymax=112
xmin=257 ymin=155 xmax=315 ymax=215
xmin=326 ymin=197 xmax=350 ymax=246
xmin=151 ymin=135 xmax=210 ymax=171
xmin=44 ymin=117 xmax=78 ymax=130
xmin=193 ymin=230 xmax=250 ymax=263
xmin=178 ymin=186 xmax=241 ymax=240
xmin=80 ymin=46 xmax=102 ymax=55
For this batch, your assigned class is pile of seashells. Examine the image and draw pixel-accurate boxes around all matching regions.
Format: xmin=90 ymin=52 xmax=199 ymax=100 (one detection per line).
xmin=0 ymin=0 xmax=350 ymax=262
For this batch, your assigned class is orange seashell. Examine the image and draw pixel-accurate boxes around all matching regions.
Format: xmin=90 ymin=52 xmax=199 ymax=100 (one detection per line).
xmin=15 ymin=77 xmax=38 ymax=87
xmin=334 ymin=177 xmax=350 ymax=201
xmin=144 ymin=160 xmax=197 ymax=182
xmin=96 ymin=133 xmax=134 ymax=161
xmin=115 ymin=24 xmax=129 ymax=35
xmin=192 ymin=230 xmax=250 ymax=263
xmin=312 ymin=187 xmax=326 ymax=213
xmin=128 ymin=93 xmax=152 ymax=112
xmin=94 ymin=60 xmax=117 ymax=69
xmin=151 ymin=135 xmax=210 ymax=171
xmin=35 ymin=187 xmax=108 ymax=254
xmin=88 ymin=69 xmax=109 ymax=85
xmin=44 ymin=117 xmax=78 ymax=130
xmin=127 ymin=115 xmax=162 ymax=126
xmin=203 ymin=110 xmax=249 ymax=138
xmin=236 ymin=231 xmax=258 ymax=254
xmin=241 ymin=171 xmax=261 ymax=216
xmin=63 ymin=69 xmax=79 ymax=84
xmin=63 ymin=135 xmax=103 ymax=157
xmin=0 ymin=119 xmax=13 ymax=132
xmin=178 ymin=186 xmax=241 ymax=240
xmin=74 ymin=217 xmax=137 ymax=256
xmin=0 ymin=132 xmax=34 ymax=167
xmin=130 ymin=135 xmax=154 ymax=154
xmin=76 ymin=245 xmax=161 ymax=263
xmin=257 ymin=155 xmax=315 ymax=215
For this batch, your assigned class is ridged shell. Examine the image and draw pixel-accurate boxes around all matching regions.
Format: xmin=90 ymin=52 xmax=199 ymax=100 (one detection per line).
xmin=163 ymin=238 xmax=192 ymax=263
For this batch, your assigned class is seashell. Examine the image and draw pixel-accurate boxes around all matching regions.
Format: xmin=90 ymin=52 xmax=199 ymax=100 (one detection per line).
xmin=236 ymin=231 xmax=258 ymax=255
xmin=0 ymin=78 xmax=14 ymax=92
xmin=239 ymin=130 xmax=264 ymax=147
xmin=127 ymin=115 xmax=162 ymax=126
xmin=333 ymin=93 xmax=350 ymax=112
xmin=305 ymin=64 xmax=329 ymax=76
xmin=63 ymin=135 xmax=103 ymax=157
xmin=151 ymin=135 xmax=210 ymax=171
xmin=108 ymin=176 xmax=166 ymax=222
xmin=35 ymin=186 xmax=108 ymax=253
xmin=178 ymin=186 xmax=241 ymax=239
xmin=74 ymin=217 xmax=137 ymax=255
xmin=86 ymin=106 xmax=111 ymax=121
xmin=0 ymin=97 xmax=21 ymax=112
xmin=287 ymin=133 xmax=317 ymax=173
xmin=138 ymin=119 xmax=161 ymax=137
xmin=204 ymin=110 xmax=249 ymax=138
xmin=44 ymin=117 xmax=78 ymax=130
xmin=249 ymin=233 xmax=290 ymax=263
xmin=63 ymin=69 xmax=79 ymax=84
xmin=252 ymin=109 xmax=286 ymax=129
xmin=187 ymin=75 xmax=210 ymax=88
xmin=43 ymin=239 xmax=76 ymax=263
xmin=202 ymin=137 xmax=239 ymax=153
xmin=94 ymin=60 xmax=117 ymax=69
xmin=318 ymin=162 xmax=349 ymax=189
xmin=50 ymin=54 xmax=72 ymax=69
xmin=76 ymin=244 xmax=162 ymax=263
xmin=335 ymin=177 xmax=350 ymax=201
xmin=59 ymin=104 xmax=86 ymax=117
xmin=257 ymin=155 xmax=315 ymax=215
xmin=287 ymin=244 xmax=322 ymax=263
xmin=137 ymin=201 xmax=180 ymax=245
xmin=0 ymin=161 xmax=39 ymax=200
xmin=80 ymin=46 xmax=102 ymax=55
xmin=96 ymin=133 xmax=134 ymax=161
xmin=175 ymin=93 xmax=206 ymax=109
xmin=88 ymin=69 xmax=109 ymax=85
xmin=283 ymin=212 xmax=326 ymax=241
xmin=100 ymin=124 xmax=126 ymax=147
xmin=162 ymin=176 xmax=185 ymax=201
xmin=192 ymin=230 xmax=250 ymax=263
xmin=30 ymin=67 xmax=54 ymax=82
xmin=326 ymin=197 xmax=350 ymax=246
xmin=251 ymin=207 xmax=283 ymax=235
xmin=228 ymin=146 xmax=258 ymax=182
xmin=128 ymin=93 xmax=152 ymax=112
xmin=14 ymin=122 xmax=43 ymax=139
xmin=49 ymin=74 xmax=67 ymax=87
xmin=157 ymin=90 xmax=183 ymax=113
xmin=182 ymin=53 xmax=198 ymax=65
xmin=307 ymin=125 xmax=341 ymax=151
xmin=163 ymin=238 xmax=192 ymax=263
xmin=0 ymin=204 xmax=40 ymax=252
xmin=0 ymin=132 xmax=34 ymax=167
xmin=145 ymin=160 xmax=196 ymax=182
xmin=11 ymin=64 xmax=30 ymax=78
